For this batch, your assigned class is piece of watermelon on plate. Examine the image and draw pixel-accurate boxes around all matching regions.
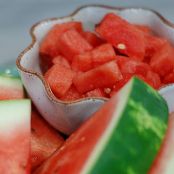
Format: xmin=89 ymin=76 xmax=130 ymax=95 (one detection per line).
xmin=0 ymin=99 xmax=31 ymax=174
xmin=34 ymin=77 xmax=168 ymax=174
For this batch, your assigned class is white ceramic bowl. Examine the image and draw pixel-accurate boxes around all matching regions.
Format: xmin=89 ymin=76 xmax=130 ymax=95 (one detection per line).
xmin=17 ymin=5 xmax=174 ymax=134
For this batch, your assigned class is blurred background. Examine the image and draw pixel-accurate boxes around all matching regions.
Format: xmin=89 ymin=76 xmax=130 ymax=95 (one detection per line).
xmin=0 ymin=0 xmax=174 ymax=66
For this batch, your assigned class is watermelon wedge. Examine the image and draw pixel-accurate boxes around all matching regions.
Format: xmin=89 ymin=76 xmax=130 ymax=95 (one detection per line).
xmin=31 ymin=110 xmax=64 ymax=171
xmin=0 ymin=99 xmax=31 ymax=174
xmin=0 ymin=75 xmax=24 ymax=100
xmin=34 ymin=78 xmax=168 ymax=174
xmin=149 ymin=112 xmax=174 ymax=174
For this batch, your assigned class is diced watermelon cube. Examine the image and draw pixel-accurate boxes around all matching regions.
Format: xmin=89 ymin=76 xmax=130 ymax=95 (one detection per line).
xmin=116 ymin=56 xmax=150 ymax=76
xmin=72 ymin=43 xmax=116 ymax=72
xmin=96 ymin=13 xmax=146 ymax=60
xmin=60 ymin=86 xmax=82 ymax=101
xmin=73 ymin=61 xmax=123 ymax=93
xmin=31 ymin=110 xmax=64 ymax=171
xmin=150 ymin=43 xmax=174 ymax=77
xmin=163 ymin=71 xmax=174 ymax=84
xmin=91 ymin=43 xmax=116 ymax=67
xmin=85 ymin=88 xmax=106 ymax=98
xmin=145 ymin=35 xmax=168 ymax=62
xmin=71 ymin=52 xmax=92 ymax=72
xmin=81 ymin=31 xmax=104 ymax=47
xmin=45 ymin=64 xmax=74 ymax=98
xmin=110 ymin=73 xmax=133 ymax=96
xmin=146 ymin=71 xmax=161 ymax=89
xmin=39 ymin=22 xmax=83 ymax=71
xmin=133 ymin=24 xmax=152 ymax=34
xmin=58 ymin=29 xmax=93 ymax=62
xmin=52 ymin=55 xmax=71 ymax=69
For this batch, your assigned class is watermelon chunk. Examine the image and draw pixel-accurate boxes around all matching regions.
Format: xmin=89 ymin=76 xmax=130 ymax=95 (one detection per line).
xmin=145 ymin=35 xmax=168 ymax=62
xmin=133 ymin=24 xmax=152 ymax=34
xmin=146 ymin=71 xmax=161 ymax=89
xmin=85 ymin=88 xmax=106 ymax=98
xmin=31 ymin=110 xmax=64 ymax=171
xmin=72 ymin=43 xmax=116 ymax=72
xmin=81 ymin=31 xmax=104 ymax=47
xmin=58 ymin=29 xmax=93 ymax=62
xmin=45 ymin=64 xmax=74 ymax=98
xmin=73 ymin=61 xmax=123 ymax=93
xmin=150 ymin=43 xmax=174 ymax=77
xmin=149 ymin=112 xmax=174 ymax=174
xmin=163 ymin=71 xmax=174 ymax=84
xmin=60 ymin=86 xmax=82 ymax=101
xmin=52 ymin=55 xmax=71 ymax=69
xmin=117 ymin=56 xmax=150 ymax=76
xmin=91 ymin=43 xmax=116 ymax=67
xmin=72 ymin=52 xmax=92 ymax=72
xmin=0 ymin=75 xmax=24 ymax=100
xmin=39 ymin=22 xmax=83 ymax=71
xmin=96 ymin=13 xmax=146 ymax=60
xmin=34 ymin=78 xmax=168 ymax=174
xmin=0 ymin=99 xmax=31 ymax=174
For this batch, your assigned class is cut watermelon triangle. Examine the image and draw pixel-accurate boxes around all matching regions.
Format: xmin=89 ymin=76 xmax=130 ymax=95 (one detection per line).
xmin=0 ymin=99 xmax=31 ymax=174
xmin=34 ymin=77 xmax=168 ymax=174
xmin=0 ymin=75 xmax=24 ymax=100
xmin=149 ymin=112 xmax=174 ymax=174
xmin=31 ymin=110 xmax=64 ymax=171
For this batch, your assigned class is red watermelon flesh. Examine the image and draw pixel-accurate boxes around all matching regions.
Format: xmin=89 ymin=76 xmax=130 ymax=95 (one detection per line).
xmin=85 ymin=88 xmax=106 ymax=98
xmin=133 ymin=24 xmax=152 ymax=34
xmin=39 ymin=22 xmax=83 ymax=70
xmin=44 ymin=64 xmax=74 ymax=98
xmin=57 ymin=29 xmax=93 ymax=62
xmin=31 ymin=110 xmax=64 ymax=171
xmin=150 ymin=43 xmax=174 ymax=77
xmin=72 ymin=52 xmax=92 ymax=72
xmin=60 ymin=86 xmax=82 ymax=101
xmin=81 ymin=31 xmax=104 ymax=47
xmin=91 ymin=43 xmax=116 ymax=67
xmin=149 ymin=113 xmax=174 ymax=174
xmin=52 ymin=55 xmax=71 ymax=69
xmin=0 ymin=100 xmax=31 ymax=174
xmin=0 ymin=76 xmax=24 ymax=100
xmin=73 ymin=61 xmax=123 ymax=93
xmin=145 ymin=35 xmax=168 ymax=62
xmin=163 ymin=71 xmax=174 ymax=84
xmin=96 ymin=13 xmax=146 ymax=60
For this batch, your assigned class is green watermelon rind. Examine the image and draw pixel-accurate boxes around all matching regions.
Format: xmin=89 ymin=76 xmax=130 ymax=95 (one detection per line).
xmin=81 ymin=77 xmax=168 ymax=174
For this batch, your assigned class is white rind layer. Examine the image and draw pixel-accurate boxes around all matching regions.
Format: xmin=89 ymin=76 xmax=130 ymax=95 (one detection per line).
xmin=0 ymin=100 xmax=31 ymax=136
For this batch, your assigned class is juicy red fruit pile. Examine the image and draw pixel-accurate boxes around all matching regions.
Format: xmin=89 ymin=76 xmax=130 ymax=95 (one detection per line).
xmin=40 ymin=13 xmax=174 ymax=101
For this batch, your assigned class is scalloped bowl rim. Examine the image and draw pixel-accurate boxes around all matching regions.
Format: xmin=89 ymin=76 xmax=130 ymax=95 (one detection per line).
xmin=16 ymin=4 xmax=174 ymax=105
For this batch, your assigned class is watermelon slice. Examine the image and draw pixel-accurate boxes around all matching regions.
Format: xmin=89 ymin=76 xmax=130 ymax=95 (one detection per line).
xmin=0 ymin=75 xmax=24 ymax=100
xmin=149 ymin=112 xmax=174 ymax=174
xmin=31 ymin=110 xmax=64 ymax=171
xmin=34 ymin=78 xmax=168 ymax=174
xmin=0 ymin=99 xmax=31 ymax=174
